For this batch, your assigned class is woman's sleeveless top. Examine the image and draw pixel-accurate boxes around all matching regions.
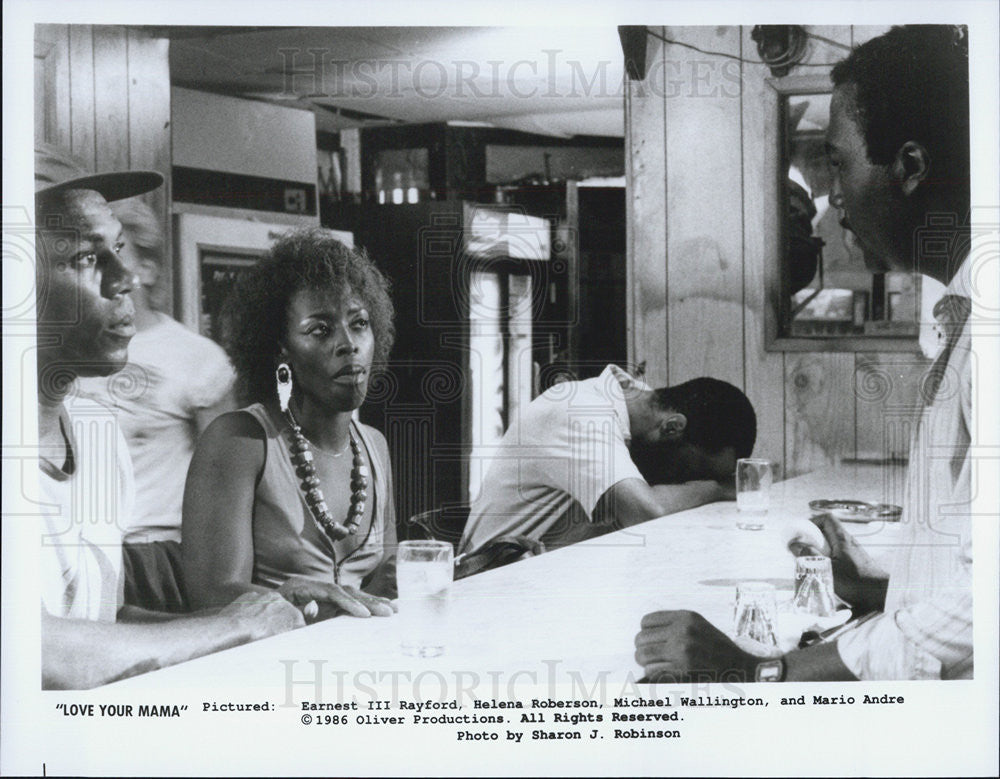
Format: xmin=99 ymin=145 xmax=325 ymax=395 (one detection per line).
xmin=242 ymin=403 xmax=389 ymax=589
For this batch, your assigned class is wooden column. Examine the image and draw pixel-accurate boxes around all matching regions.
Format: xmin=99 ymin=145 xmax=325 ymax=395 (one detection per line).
xmin=625 ymin=27 xmax=668 ymax=386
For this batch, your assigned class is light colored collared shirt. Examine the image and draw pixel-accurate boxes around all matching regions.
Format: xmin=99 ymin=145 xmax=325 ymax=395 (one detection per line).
xmin=836 ymin=258 xmax=973 ymax=679
xmin=459 ymin=364 xmax=648 ymax=555
xmin=77 ymin=314 xmax=235 ymax=542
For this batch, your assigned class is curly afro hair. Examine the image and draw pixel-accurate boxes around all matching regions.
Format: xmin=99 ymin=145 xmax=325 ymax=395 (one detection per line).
xmin=223 ymin=227 xmax=395 ymax=406
xmin=831 ymin=25 xmax=969 ymax=192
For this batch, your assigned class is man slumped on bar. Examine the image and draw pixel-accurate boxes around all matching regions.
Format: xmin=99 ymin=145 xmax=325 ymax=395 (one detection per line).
xmin=459 ymin=363 xmax=756 ymax=556
xmin=635 ymin=25 xmax=973 ymax=682
xmin=34 ymin=145 xmax=304 ymax=689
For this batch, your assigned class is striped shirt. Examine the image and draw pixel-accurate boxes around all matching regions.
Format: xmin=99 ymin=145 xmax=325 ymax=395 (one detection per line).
xmin=837 ymin=258 xmax=973 ymax=679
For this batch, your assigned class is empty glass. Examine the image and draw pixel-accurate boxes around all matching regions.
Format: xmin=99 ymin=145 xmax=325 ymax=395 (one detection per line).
xmin=792 ymin=555 xmax=837 ymax=617
xmin=733 ymin=582 xmax=779 ymax=648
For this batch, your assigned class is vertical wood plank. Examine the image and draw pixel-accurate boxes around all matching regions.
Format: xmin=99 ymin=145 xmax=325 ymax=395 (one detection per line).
xmin=626 ymin=27 xmax=669 ymax=386
xmin=51 ymin=26 xmax=72 ymax=149
xmin=34 ymin=25 xmax=71 ymax=148
xmin=740 ymin=25 xmax=788 ymax=469
xmin=854 ymin=352 xmax=929 ymax=460
xmin=663 ymin=26 xmax=744 ymax=387
xmin=126 ymin=30 xmax=173 ymax=312
xmin=93 ymin=26 xmax=129 ymax=173
xmin=34 ymin=40 xmax=49 ymax=145
xmin=784 ymin=353 xmax=856 ymax=477
xmin=68 ymin=25 xmax=96 ymax=167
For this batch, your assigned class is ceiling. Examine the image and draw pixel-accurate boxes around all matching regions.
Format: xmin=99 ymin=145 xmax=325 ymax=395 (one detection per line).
xmin=163 ymin=26 xmax=627 ymax=138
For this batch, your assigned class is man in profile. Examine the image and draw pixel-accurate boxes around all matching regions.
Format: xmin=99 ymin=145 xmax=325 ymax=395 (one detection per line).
xmin=459 ymin=363 xmax=756 ymax=557
xmin=34 ymin=145 xmax=303 ymax=688
xmin=76 ymin=197 xmax=236 ymax=613
xmin=635 ymin=25 xmax=973 ymax=682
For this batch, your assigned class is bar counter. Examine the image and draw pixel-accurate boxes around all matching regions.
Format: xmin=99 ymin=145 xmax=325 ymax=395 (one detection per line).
xmin=108 ymin=463 xmax=906 ymax=689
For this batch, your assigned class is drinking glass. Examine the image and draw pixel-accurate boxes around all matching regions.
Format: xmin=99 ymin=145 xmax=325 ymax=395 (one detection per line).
xmin=733 ymin=582 xmax=779 ymax=648
xmin=396 ymin=540 xmax=453 ymax=657
xmin=792 ymin=555 xmax=837 ymax=617
xmin=736 ymin=458 xmax=773 ymax=530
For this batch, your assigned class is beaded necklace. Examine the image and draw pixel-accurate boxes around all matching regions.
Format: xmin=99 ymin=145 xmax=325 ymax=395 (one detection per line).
xmin=284 ymin=407 xmax=369 ymax=541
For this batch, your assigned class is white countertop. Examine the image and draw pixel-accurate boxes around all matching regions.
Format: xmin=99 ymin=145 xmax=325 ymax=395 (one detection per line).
xmin=108 ymin=463 xmax=906 ymax=690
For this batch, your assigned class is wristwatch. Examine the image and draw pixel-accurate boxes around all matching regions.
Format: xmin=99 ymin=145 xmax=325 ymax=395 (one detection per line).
xmin=754 ymin=658 xmax=785 ymax=682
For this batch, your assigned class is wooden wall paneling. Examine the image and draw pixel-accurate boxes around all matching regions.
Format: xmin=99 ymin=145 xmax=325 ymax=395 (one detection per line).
xmin=34 ymin=25 xmax=71 ymax=149
xmin=854 ymin=352 xmax=929 ymax=461
xmin=68 ymin=25 xmax=96 ymax=167
xmin=92 ymin=26 xmax=130 ymax=173
xmin=625 ymin=27 xmax=669 ymax=387
xmin=784 ymin=352 xmax=856 ymax=477
xmin=126 ymin=30 xmax=173 ymax=313
xmin=740 ymin=26 xmax=789 ymax=470
xmin=34 ymin=40 xmax=48 ymax=145
xmin=663 ymin=26 xmax=744 ymax=387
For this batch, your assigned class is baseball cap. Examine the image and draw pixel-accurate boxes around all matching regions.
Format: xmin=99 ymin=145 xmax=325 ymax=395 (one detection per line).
xmin=35 ymin=143 xmax=163 ymax=202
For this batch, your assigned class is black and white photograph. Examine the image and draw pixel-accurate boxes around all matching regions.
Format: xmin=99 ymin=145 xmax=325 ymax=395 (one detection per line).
xmin=2 ymin=0 xmax=998 ymax=775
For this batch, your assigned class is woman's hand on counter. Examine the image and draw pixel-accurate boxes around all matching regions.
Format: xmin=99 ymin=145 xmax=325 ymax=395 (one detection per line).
xmin=277 ymin=576 xmax=397 ymax=621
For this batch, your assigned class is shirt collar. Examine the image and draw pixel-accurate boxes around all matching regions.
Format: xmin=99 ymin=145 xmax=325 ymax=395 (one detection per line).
xmin=601 ymin=364 xmax=650 ymax=443
xmin=933 ymin=254 xmax=973 ymax=326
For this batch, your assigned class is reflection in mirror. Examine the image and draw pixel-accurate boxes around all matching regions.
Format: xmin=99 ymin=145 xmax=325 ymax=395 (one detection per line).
xmin=781 ymin=92 xmax=928 ymax=339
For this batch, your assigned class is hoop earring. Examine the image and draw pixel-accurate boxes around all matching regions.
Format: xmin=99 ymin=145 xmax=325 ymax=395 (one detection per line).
xmin=276 ymin=362 xmax=293 ymax=413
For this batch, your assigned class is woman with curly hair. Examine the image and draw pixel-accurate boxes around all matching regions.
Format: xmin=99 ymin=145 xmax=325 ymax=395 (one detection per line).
xmin=182 ymin=228 xmax=397 ymax=620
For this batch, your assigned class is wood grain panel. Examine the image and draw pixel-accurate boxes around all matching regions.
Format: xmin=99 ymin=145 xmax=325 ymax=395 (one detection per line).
xmin=854 ymin=352 xmax=930 ymax=461
xmin=34 ymin=38 xmax=50 ymax=145
xmin=784 ymin=352 xmax=856 ymax=477
xmin=34 ymin=25 xmax=71 ymax=148
xmin=68 ymin=25 xmax=95 ymax=167
xmin=663 ymin=26 xmax=744 ymax=387
xmin=126 ymin=30 xmax=173 ymax=311
xmin=625 ymin=27 xmax=668 ymax=386
xmin=93 ymin=26 xmax=129 ymax=172
xmin=740 ymin=26 xmax=788 ymax=469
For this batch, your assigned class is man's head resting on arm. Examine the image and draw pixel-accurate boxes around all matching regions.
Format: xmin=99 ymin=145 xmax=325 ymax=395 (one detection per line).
xmin=627 ymin=377 xmax=757 ymax=485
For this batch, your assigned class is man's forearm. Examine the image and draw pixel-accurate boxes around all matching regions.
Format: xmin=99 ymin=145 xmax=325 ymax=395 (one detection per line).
xmin=639 ymin=481 xmax=725 ymax=523
xmin=42 ymin=610 xmax=256 ymax=689
xmin=595 ymin=478 xmax=728 ymax=531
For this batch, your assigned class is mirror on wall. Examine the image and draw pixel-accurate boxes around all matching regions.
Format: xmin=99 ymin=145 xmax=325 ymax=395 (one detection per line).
xmin=778 ymin=90 xmax=935 ymax=343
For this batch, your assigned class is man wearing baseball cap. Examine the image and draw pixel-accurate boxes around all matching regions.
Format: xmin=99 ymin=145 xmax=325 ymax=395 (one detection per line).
xmin=34 ymin=145 xmax=304 ymax=688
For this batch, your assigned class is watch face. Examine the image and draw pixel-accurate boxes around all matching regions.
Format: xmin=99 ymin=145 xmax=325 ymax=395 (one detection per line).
xmin=755 ymin=660 xmax=784 ymax=682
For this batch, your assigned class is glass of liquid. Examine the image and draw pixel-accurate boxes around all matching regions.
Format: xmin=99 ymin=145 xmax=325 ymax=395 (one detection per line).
xmin=792 ymin=555 xmax=838 ymax=617
xmin=733 ymin=582 xmax=779 ymax=648
xmin=735 ymin=458 xmax=773 ymax=530
xmin=396 ymin=540 xmax=453 ymax=657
